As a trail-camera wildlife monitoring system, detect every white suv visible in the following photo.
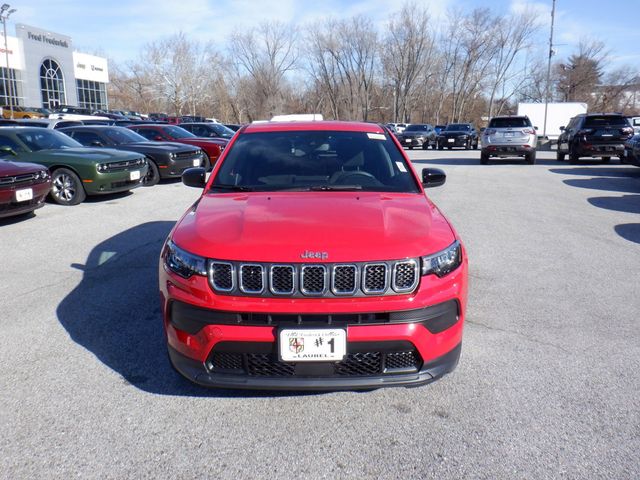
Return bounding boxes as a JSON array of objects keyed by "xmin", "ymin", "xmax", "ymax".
[{"xmin": 481, "ymin": 116, "xmax": 537, "ymax": 165}]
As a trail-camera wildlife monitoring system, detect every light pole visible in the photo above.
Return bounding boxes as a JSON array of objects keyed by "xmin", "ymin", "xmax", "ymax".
[
  {"xmin": 542, "ymin": 0, "xmax": 556, "ymax": 140},
  {"xmin": 0, "ymin": 3, "xmax": 16, "ymax": 120}
]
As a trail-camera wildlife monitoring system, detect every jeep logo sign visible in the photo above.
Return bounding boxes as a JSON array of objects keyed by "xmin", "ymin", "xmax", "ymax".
[{"xmin": 300, "ymin": 250, "xmax": 329, "ymax": 260}]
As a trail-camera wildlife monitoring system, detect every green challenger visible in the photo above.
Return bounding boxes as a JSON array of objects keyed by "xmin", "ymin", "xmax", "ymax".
[{"xmin": 0, "ymin": 127, "xmax": 148, "ymax": 205}]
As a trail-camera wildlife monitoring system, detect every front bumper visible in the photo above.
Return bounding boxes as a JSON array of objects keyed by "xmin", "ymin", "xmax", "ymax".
[
  {"xmin": 159, "ymin": 154, "xmax": 202, "ymax": 178},
  {"xmin": 84, "ymin": 166, "xmax": 148, "ymax": 195},
  {"xmin": 399, "ymin": 137, "xmax": 426, "ymax": 148},
  {"xmin": 0, "ymin": 181, "xmax": 50, "ymax": 218},
  {"xmin": 169, "ymin": 341, "xmax": 461, "ymax": 390},
  {"xmin": 439, "ymin": 136, "xmax": 469, "ymax": 147},
  {"xmin": 160, "ymin": 255, "xmax": 467, "ymax": 390}
]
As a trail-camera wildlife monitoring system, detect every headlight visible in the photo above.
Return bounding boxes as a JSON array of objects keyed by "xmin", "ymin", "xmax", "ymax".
[
  {"xmin": 169, "ymin": 152, "xmax": 177, "ymax": 160},
  {"xmin": 164, "ymin": 240, "xmax": 207, "ymax": 278},
  {"xmin": 96, "ymin": 163, "xmax": 108, "ymax": 173},
  {"xmin": 459, "ymin": 135, "xmax": 468, "ymax": 139},
  {"xmin": 34, "ymin": 169, "xmax": 50, "ymax": 181},
  {"xmin": 421, "ymin": 241, "xmax": 462, "ymax": 277}
]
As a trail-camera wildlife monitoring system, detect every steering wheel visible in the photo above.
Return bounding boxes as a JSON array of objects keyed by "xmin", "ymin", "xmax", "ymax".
[{"xmin": 330, "ymin": 170, "xmax": 381, "ymax": 186}]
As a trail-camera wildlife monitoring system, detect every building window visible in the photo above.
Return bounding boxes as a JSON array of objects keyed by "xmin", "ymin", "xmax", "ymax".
[
  {"xmin": 76, "ymin": 79, "xmax": 107, "ymax": 111},
  {"xmin": 0, "ymin": 67, "xmax": 24, "ymax": 107},
  {"xmin": 40, "ymin": 59, "xmax": 66, "ymax": 109}
]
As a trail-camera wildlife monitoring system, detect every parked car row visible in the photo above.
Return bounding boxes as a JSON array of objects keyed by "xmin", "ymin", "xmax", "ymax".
[
  {"xmin": 0, "ymin": 120, "xmax": 237, "ymax": 219},
  {"xmin": 388, "ymin": 122, "xmax": 480, "ymax": 151}
]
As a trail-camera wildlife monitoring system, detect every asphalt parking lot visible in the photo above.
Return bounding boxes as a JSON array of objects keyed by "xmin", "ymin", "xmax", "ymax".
[{"xmin": 1, "ymin": 149, "xmax": 639, "ymax": 479}]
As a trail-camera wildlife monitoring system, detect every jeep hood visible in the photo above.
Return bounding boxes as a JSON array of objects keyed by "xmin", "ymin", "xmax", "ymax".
[{"xmin": 172, "ymin": 192, "xmax": 455, "ymax": 263}]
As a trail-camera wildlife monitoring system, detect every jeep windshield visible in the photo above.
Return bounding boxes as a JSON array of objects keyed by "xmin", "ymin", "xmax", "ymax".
[{"xmin": 211, "ymin": 130, "xmax": 420, "ymax": 193}]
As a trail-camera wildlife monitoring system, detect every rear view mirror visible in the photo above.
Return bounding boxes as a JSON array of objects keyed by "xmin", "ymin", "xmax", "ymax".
[
  {"xmin": 182, "ymin": 167, "xmax": 206, "ymax": 188},
  {"xmin": 154, "ymin": 136, "xmax": 164, "ymax": 141},
  {"xmin": 559, "ymin": 126, "xmax": 565, "ymax": 131},
  {"xmin": 91, "ymin": 140, "xmax": 103, "ymax": 147},
  {"xmin": 422, "ymin": 168, "xmax": 446, "ymax": 188}
]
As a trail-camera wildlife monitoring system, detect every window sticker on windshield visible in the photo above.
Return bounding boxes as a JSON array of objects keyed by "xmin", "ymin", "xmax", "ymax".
[
  {"xmin": 367, "ymin": 133, "xmax": 386, "ymax": 140},
  {"xmin": 396, "ymin": 162, "xmax": 407, "ymax": 172}
]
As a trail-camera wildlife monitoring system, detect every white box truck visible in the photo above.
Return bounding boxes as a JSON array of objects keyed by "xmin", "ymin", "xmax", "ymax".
[{"xmin": 517, "ymin": 102, "xmax": 588, "ymax": 142}]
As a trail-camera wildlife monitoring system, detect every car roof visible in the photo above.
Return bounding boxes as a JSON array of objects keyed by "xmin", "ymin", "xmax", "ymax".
[
  {"xmin": 0, "ymin": 126, "xmax": 56, "ymax": 133},
  {"xmin": 59, "ymin": 125, "xmax": 119, "ymax": 130},
  {"xmin": 243, "ymin": 120, "xmax": 385, "ymax": 134}
]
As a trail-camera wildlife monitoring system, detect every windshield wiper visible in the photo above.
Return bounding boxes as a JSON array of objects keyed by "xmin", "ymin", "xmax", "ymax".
[
  {"xmin": 309, "ymin": 184, "xmax": 363, "ymax": 191},
  {"xmin": 209, "ymin": 184, "xmax": 253, "ymax": 191}
]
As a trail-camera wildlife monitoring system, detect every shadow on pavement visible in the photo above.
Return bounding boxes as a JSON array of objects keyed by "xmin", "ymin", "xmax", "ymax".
[
  {"xmin": 588, "ymin": 195, "xmax": 640, "ymax": 214},
  {"xmin": 56, "ymin": 221, "xmax": 325, "ymax": 398},
  {"xmin": 614, "ymin": 224, "xmax": 640, "ymax": 244},
  {"xmin": 550, "ymin": 165, "xmax": 640, "ymax": 244},
  {"xmin": 562, "ymin": 177, "xmax": 640, "ymax": 194},
  {"xmin": 548, "ymin": 166, "xmax": 640, "ymax": 178},
  {"xmin": 412, "ymin": 157, "xmax": 558, "ymax": 166}
]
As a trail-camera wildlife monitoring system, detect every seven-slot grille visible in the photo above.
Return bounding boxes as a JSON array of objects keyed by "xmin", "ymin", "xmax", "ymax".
[{"xmin": 208, "ymin": 259, "xmax": 419, "ymax": 298}]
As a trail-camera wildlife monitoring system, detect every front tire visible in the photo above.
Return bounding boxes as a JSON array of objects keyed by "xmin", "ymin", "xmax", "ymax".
[
  {"xmin": 601, "ymin": 156, "xmax": 611, "ymax": 164},
  {"xmin": 556, "ymin": 151, "xmax": 566, "ymax": 161},
  {"xmin": 480, "ymin": 152, "xmax": 489, "ymax": 165},
  {"xmin": 50, "ymin": 168, "xmax": 86, "ymax": 206},
  {"xmin": 437, "ymin": 143, "xmax": 443, "ymax": 150},
  {"xmin": 473, "ymin": 141, "xmax": 478, "ymax": 150},
  {"xmin": 143, "ymin": 159, "xmax": 160, "ymax": 186}
]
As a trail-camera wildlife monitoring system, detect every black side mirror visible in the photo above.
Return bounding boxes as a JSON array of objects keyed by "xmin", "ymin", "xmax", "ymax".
[
  {"xmin": 0, "ymin": 146, "xmax": 17, "ymax": 156},
  {"xmin": 422, "ymin": 168, "xmax": 446, "ymax": 188},
  {"xmin": 182, "ymin": 167, "xmax": 206, "ymax": 188},
  {"xmin": 559, "ymin": 126, "xmax": 565, "ymax": 131}
]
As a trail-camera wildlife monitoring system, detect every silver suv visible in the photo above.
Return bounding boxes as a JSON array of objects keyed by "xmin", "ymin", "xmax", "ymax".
[{"xmin": 481, "ymin": 116, "xmax": 537, "ymax": 165}]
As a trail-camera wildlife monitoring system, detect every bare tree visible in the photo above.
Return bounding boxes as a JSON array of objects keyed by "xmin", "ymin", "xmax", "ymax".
[
  {"xmin": 381, "ymin": 3, "xmax": 434, "ymax": 123},
  {"xmin": 486, "ymin": 8, "xmax": 539, "ymax": 117},
  {"xmin": 229, "ymin": 21, "xmax": 298, "ymax": 119},
  {"xmin": 306, "ymin": 16, "xmax": 379, "ymax": 121}
]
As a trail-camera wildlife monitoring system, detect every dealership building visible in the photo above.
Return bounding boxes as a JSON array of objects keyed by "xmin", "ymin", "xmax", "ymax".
[{"xmin": 0, "ymin": 23, "xmax": 109, "ymax": 110}]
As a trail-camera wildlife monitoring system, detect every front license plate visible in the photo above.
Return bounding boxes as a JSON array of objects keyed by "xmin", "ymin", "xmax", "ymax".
[
  {"xmin": 279, "ymin": 329, "xmax": 346, "ymax": 362},
  {"xmin": 192, "ymin": 159, "xmax": 200, "ymax": 166},
  {"xmin": 624, "ymin": 149, "xmax": 628, "ymax": 157},
  {"xmin": 405, "ymin": 139, "xmax": 411, "ymax": 143},
  {"xmin": 15, "ymin": 188, "xmax": 33, "ymax": 202},
  {"xmin": 130, "ymin": 171, "xmax": 141, "ymax": 181},
  {"xmin": 447, "ymin": 138, "xmax": 454, "ymax": 142}
]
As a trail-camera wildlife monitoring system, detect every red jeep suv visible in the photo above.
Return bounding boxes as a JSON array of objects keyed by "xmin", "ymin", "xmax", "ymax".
[{"xmin": 160, "ymin": 120, "xmax": 468, "ymax": 390}]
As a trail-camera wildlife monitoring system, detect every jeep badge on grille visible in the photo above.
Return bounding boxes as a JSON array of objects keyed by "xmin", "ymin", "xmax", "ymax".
[{"xmin": 300, "ymin": 250, "xmax": 329, "ymax": 260}]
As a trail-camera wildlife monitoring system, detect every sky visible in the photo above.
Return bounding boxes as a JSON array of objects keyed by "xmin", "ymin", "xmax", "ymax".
[{"xmin": 8, "ymin": 0, "xmax": 640, "ymax": 70}]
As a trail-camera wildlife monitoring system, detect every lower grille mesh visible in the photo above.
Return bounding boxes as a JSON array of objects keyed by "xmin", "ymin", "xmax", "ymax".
[{"xmin": 209, "ymin": 347, "xmax": 421, "ymax": 377}]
